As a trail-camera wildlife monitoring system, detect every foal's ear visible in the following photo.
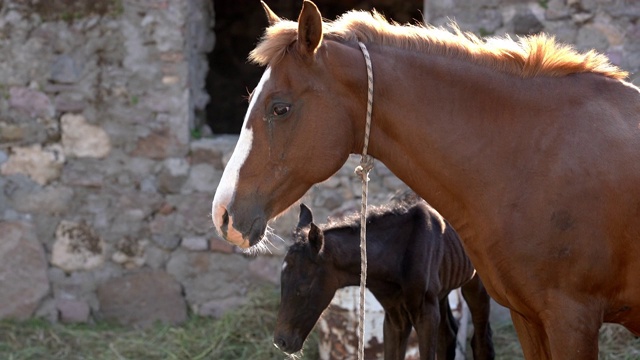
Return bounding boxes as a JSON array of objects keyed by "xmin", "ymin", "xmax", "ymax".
[
  {"xmin": 260, "ymin": 1, "xmax": 281, "ymax": 26},
  {"xmin": 308, "ymin": 223, "xmax": 325, "ymax": 256},
  {"xmin": 297, "ymin": 203, "xmax": 314, "ymax": 229},
  {"xmin": 297, "ymin": 0, "xmax": 323, "ymax": 57}
]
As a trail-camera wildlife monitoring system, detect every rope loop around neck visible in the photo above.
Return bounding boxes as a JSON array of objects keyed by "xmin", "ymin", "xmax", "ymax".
[
  {"xmin": 354, "ymin": 41, "xmax": 374, "ymax": 360},
  {"xmin": 357, "ymin": 42, "xmax": 374, "ymax": 158}
]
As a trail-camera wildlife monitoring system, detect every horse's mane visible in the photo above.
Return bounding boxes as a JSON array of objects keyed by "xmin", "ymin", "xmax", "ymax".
[{"xmin": 250, "ymin": 10, "xmax": 627, "ymax": 80}]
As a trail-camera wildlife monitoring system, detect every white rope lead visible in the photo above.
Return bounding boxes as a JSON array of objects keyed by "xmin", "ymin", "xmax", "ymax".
[{"xmin": 355, "ymin": 41, "xmax": 374, "ymax": 360}]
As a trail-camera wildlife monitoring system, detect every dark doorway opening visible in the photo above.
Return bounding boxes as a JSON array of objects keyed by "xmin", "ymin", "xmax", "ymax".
[{"xmin": 206, "ymin": 1, "xmax": 423, "ymax": 134}]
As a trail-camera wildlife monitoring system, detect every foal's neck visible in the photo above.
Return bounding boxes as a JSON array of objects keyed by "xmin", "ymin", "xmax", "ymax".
[{"xmin": 326, "ymin": 224, "xmax": 403, "ymax": 288}]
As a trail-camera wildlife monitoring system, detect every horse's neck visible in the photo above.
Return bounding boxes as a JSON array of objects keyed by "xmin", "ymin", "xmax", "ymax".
[{"xmin": 365, "ymin": 47, "xmax": 530, "ymax": 242}]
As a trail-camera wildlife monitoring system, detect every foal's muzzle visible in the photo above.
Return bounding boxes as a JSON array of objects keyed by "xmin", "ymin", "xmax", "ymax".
[{"xmin": 273, "ymin": 334, "xmax": 303, "ymax": 354}]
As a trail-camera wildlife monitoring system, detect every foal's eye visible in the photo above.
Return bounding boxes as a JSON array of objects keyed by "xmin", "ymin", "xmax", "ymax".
[{"xmin": 272, "ymin": 103, "xmax": 290, "ymax": 117}]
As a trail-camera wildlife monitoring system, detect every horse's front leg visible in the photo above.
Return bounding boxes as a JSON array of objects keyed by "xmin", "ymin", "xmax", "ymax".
[
  {"xmin": 510, "ymin": 310, "xmax": 550, "ymax": 359},
  {"xmin": 510, "ymin": 298, "xmax": 601, "ymax": 360},
  {"xmin": 409, "ymin": 294, "xmax": 440, "ymax": 360},
  {"xmin": 382, "ymin": 308, "xmax": 412, "ymax": 360},
  {"xmin": 543, "ymin": 296, "xmax": 601, "ymax": 360}
]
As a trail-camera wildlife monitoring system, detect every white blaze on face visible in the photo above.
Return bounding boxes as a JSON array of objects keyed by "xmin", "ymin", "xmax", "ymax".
[
  {"xmin": 281, "ymin": 260, "xmax": 288, "ymax": 272},
  {"xmin": 212, "ymin": 68, "xmax": 272, "ymax": 247}
]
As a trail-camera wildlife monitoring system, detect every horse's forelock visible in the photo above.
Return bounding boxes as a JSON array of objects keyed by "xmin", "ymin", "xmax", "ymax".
[{"xmin": 249, "ymin": 21, "xmax": 298, "ymax": 66}]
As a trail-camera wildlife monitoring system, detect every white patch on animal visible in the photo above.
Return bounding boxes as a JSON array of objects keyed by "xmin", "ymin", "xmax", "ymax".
[
  {"xmin": 282, "ymin": 260, "xmax": 288, "ymax": 272},
  {"xmin": 212, "ymin": 67, "xmax": 272, "ymax": 239}
]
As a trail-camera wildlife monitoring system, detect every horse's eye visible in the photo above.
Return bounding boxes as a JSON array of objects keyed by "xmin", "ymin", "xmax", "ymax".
[{"xmin": 272, "ymin": 103, "xmax": 290, "ymax": 116}]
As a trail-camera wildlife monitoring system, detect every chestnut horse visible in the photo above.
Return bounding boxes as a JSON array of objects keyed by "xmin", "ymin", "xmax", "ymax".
[
  {"xmin": 211, "ymin": 1, "xmax": 640, "ymax": 358},
  {"xmin": 275, "ymin": 202, "xmax": 494, "ymax": 360}
]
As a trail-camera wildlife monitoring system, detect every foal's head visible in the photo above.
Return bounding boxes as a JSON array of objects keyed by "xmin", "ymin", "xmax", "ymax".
[
  {"xmin": 274, "ymin": 204, "xmax": 339, "ymax": 354},
  {"xmin": 211, "ymin": 1, "xmax": 368, "ymax": 248}
]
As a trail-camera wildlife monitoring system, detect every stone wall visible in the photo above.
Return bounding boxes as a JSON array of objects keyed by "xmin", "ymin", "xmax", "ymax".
[
  {"xmin": 425, "ymin": 0, "xmax": 640, "ymax": 82},
  {"xmin": 0, "ymin": 0, "xmax": 637, "ymax": 327}
]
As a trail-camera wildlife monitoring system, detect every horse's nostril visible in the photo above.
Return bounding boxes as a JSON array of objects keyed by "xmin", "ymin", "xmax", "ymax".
[
  {"xmin": 220, "ymin": 209, "xmax": 229, "ymax": 237},
  {"xmin": 222, "ymin": 209, "xmax": 229, "ymax": 227}
]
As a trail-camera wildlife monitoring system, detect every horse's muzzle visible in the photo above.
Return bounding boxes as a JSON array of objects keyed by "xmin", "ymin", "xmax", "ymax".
[{"xmin": 212, "ymin": 204, "xmax": 266, "ymax": 249}]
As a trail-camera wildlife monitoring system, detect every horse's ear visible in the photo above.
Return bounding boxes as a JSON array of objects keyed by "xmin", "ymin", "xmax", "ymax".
[
  {"xmin": 308, "ymin": 223, "xmax": 325, "ymax": 255},
  {"xmin": 297, "ymin": 0, "xmax": 323, "ymax": 57},
  {"xmin": 297, "ymin": 203, "xmax": 314, "ymax": 229},
  {"xmin": 260, "ymin": 1, "xmax": 281, "ymax": 26}
]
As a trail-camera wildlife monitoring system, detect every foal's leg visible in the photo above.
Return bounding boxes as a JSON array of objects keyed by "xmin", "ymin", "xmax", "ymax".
[
  {"xmin": 460, "ymin": 276, "xmax": 495, "ymax": 360},
  {"xmin": 409, "ymin": 294, "xmax": 440, "ymax": 360},
  {"xmin": 436, "ymin": 298, "xmax": 457, "ymax": 360},
  {"xmin": 383, "ymin": 308, "xmax": 413, "ymax": 360}
]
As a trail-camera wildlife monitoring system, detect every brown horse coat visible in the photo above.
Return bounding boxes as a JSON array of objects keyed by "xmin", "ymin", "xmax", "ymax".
[{"xmin": 212, "ymin": 2, "xmax": 640, "ymax": 358}]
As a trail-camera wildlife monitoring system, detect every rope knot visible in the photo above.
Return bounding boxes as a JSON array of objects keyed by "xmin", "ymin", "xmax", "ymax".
[{"xmin": 354, "ymin": 154, "xmax": 374, "ymax": 182}]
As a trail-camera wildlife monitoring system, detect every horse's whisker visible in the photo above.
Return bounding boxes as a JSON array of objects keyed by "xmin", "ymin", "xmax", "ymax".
[{"xmin": 265, "ymin": 225, "xmax": 285, "ymax": 243}]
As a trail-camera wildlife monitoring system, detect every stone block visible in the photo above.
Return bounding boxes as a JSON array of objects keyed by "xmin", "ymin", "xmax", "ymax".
[
  {"xmin": 144, "ymin": 244, "xmax": 171, "ymax": 269},
  {"xmin": 9, "ymin": 86, "xmax": 54, "ymax": 118},
  {"xmin": 112, "ymin": 237, "xmax": 148, "ymax": 269},
  {"xmin": 51, "ymin": 220, "xmax": 105, "ymax": 272},
  {"xmin": 181, "ymin": 236, "xmax": 209, "ymax": 251},
  {"xmin": 183, "ymin": 163, "xmax": 221, "ymax": 193},
  {"xmin": 56, "ymin": 298, "xmax": 91, "ymax": 324},
  {"xmin": 149, "ymin": 213, "xmax": 182, "ymax": 250},
  {"xmin": 576, "ymin": 24, "xmax": 610, "ymax": 52},
  {"xmin": 132, "ymin": 127, "xmax": 188, "ymax": 159},
  {"xmin": 189, "ymin": 136, "xmax": 237, "ymax": 168},
  {"xmin": 199, "ymin": 296, "xmax": 247, "ymax": 318},
  {"xmin": 157, "ymin": 158, "xmax": 189, "ymax": 193},
  {"xmin": 97, "ymin": 270, "xmax": 187, "ymax": 327},
  {"xmin": 50, "ymin": 54, "xmax": 83, "ymax": 84},
  {"xmin": 210, "ymin": 236, "xmax": 235, "ymax": 253},
  {"xmin": 54, "ymin": 94, "xmax": 89, "ymax": 113},
  {"xmin": 248, "ymin": 256, "xmax": 281, "ymax": 285},
  {"xmin": 6, "ymin": 182, "xmax": 74, "ymax": 214},
  {"xmin": 1, "ymin": 144, "xmax": 65, "ymax": 185},
  {"xmin": 61, "ymin": 114, "xmax": 111, "ymax": 158},
  {"xmin": 172, "ymin": 192, "xmax": 217, "ymax": 234},
  {"xmin": 152, "ymin": 234, "xmax": 181, "ymax": 250},
  {"xmin": 0, "ymin": 221, "xmax": 50, "ymax": 320},
  {"xmin": 166, "ymin": 250, "xmax": 251, "ymax": 314}
]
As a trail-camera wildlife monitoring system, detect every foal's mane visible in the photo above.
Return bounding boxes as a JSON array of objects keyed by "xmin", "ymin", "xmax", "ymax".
[
  {"xmin": 250, "ymin": 10, "xmax": 627, "ymax": 80},
  {"xmin": 323, "ymin": 198, "xmax": 423, "ymax": 233},
  {"xmin": 291, "ymin": 200, "xmax": 417, "ymax": 248}
]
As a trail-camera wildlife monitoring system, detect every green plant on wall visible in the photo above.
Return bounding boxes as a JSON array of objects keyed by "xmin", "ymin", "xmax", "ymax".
[
  {"xmin": 478, "ymin": 27, "xmax": 494, "ymax": 37},
  {"xmin": 129, "ymin": 95, "xmax": 139, "ymax": 106},
  {"xmin": 190, "ymin": 128, "xmax": 203, "ymax": 140},
  {"xmin": 0, "ymin": 83, "xmax": 8, "ymax": 100}
]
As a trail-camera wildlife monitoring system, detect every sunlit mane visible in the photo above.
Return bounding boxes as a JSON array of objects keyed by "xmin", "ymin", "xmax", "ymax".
[{"xmin": 250, "ymin": 10, "xmax": 627, "ymax": 80}]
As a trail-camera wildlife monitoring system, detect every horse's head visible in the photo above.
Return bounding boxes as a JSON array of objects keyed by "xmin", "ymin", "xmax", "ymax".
[
  {"xmin": 274, "ymin": 204, "xmax": 338, "ymax": 354},
  {"xmin": 211, "ymin": 1, "xmax": 367, "ymax": 248}
]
